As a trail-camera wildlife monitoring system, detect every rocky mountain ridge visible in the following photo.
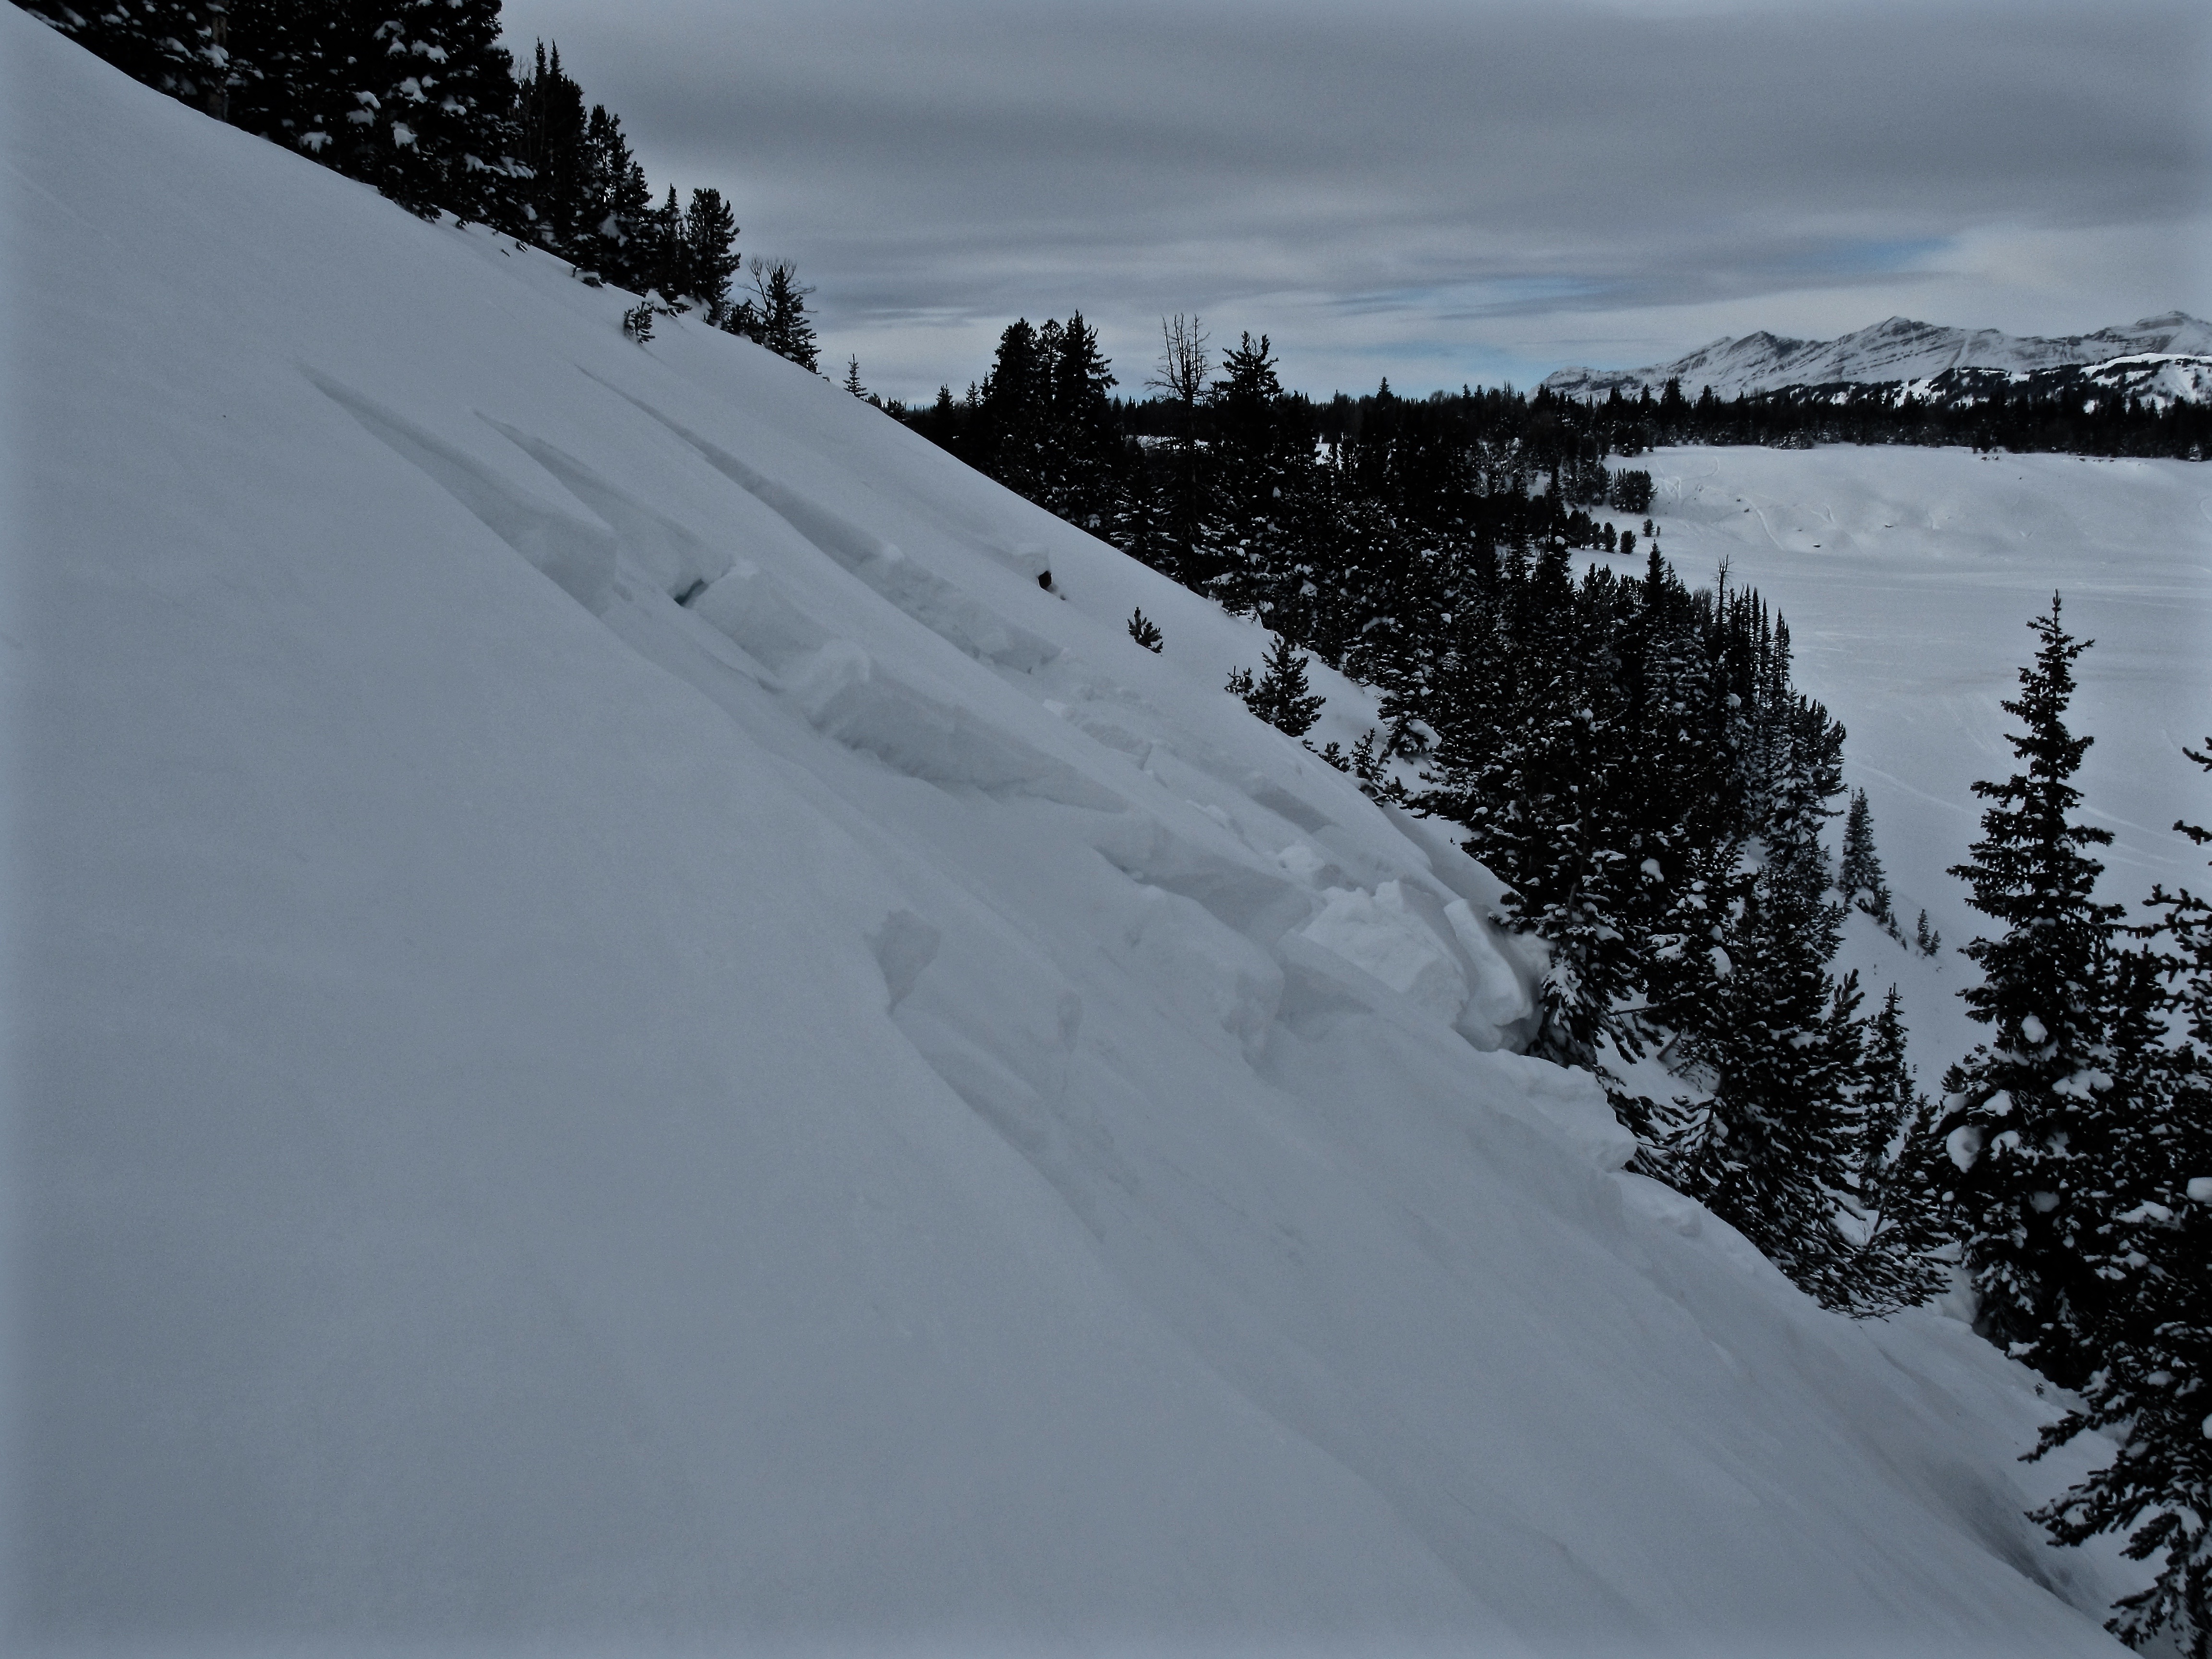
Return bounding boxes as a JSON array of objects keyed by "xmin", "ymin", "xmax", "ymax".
[{"xmin": 1544, "ymin": 313, "xmax": 2212, "ymax": 401}]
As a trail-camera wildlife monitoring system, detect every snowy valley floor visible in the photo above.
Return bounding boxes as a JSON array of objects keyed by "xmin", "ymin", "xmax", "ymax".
[
  {"xmin": 0, "ymin": 13, "xmax": 2194, "ymax": 1655},
  {"xmin": 1588, "ymin": 445, "xmax": 2212, "ymax": 1076}
]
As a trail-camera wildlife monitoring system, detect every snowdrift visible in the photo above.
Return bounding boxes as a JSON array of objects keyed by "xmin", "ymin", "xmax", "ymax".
[{"xmin": 0, "ymin": 15, "xmax": 2144, "ymax": 1654}]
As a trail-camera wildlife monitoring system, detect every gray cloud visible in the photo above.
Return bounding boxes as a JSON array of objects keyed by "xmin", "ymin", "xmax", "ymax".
[{"xmin": 499, "ymin": 0, "xmax": 2212, "ymax": 398}]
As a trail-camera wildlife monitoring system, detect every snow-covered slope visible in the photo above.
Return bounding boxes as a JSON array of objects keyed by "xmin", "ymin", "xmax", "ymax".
[
  {"xmin": 0, "ymin": 16, "xmax": 2152, "ymax": 1654},
  {"xmin": 1586, "ymin": 447, "xmax": 2212, "ymax": 1080},
  {"xmin": 1544, "ymin": 313, "xmax": 2212, "ymax": 400}
]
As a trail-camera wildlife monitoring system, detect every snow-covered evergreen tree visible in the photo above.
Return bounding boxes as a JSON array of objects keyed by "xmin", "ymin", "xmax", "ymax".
[
  {"xmin": 22, "ymin": 0, "xmax": 236, "ymax": 112},
  {"xmin": 1933, "ymin": 595, "xmax": 2126, "ymax": 1387},
  {"xmin": 281, "ymin": 0, "xmax": 524, "ymax": 226},
  {"xmin": 1238, "ymin": 633, "xmax": 1324, "ymax": 738},
  {"xmin": 1839, "ymin": 787, "xmax": 1897, "ymax": 929},
  {"xmin": 1842, "ymin": 985, "xmax": 1951, "ymax": 1314},
  {"xmin": 2031, "ymin": 742, "xmax": 2212, "ymax": 1656}
]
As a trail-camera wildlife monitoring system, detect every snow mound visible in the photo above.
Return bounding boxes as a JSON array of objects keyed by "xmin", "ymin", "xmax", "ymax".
[{"xmin": 0, "ymin": 14, "xmax": 2140, "ymax": 1654}]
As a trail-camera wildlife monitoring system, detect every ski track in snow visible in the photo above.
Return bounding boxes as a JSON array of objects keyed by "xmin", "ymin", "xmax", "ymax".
[{"xmin": 0, "ymin": 12, "xmax": 2176, "ymax": 1655}]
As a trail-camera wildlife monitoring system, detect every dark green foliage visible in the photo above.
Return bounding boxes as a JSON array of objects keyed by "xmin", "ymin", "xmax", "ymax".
[
  {"xmin": 26, "ymin": 5, "xmax": 758, "ymax": 293},
  {"xmin": 1932, "ymin": 597, "xmax": 2128, "ymax": 1387},
  {"xmin": 680, "ymin": 188, "xmax": 741, "ymax": 322},
  {"xmin": 1609, "ymin": 468, "xmax": 1655, "ymax": 514},
  {"xmin": 2029, "ymin": 740, "xmax": 2212, "ymax": 1655},
  {"xmin": 1238, "ymin": 632, "xmax": 1324, "ymax": 737},
  {"xmin": 1128, "ymin": 609, "xmax": 1163, "ymax": 652},
  {"xmin": 330, "ymin": 0, "xmax": 523, "ymax": 224},
  {"xmin": 20, "ymin": 0, "xmax": 236, "ymax": 111},
  {"xmin": 509, "ymin": 38, "xmax": 671, "ymax": 284},
  {"xmin": 222, "ymin": 0, "xmax": 529, "ymax": 225},
  {"xmin": 1841, "ymin": 986, "xmax": 1953, "ymax": 1313},
  {"xmin": 1839, "ymin": 788, "xmax": 1896, "ymax": 928},
  {"xmin": 725, "ymin": 258, "xmax": 818, "ymax": 372}
]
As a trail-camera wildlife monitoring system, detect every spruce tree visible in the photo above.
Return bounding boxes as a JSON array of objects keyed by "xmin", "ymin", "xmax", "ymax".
[
  {"xmin": 726, "ymin": 258, "xmax": 818, "ymax": 371},
  {"xmin": 1202, "ymin": 333, "xmax": 1312, "ymax": 625},
  {"xmin": 1046, "ymin": 313, "xmax": 1122, "ymax": 534},
  {"xmin": 1839, "ymin": 787, "xmax": 1897, "ymax": 928},
  {"xmin": 2030, "ymin": 742, "xmax": 2212, "ymax": 1655},
  {"xmin": 1239, "ymin": 634, "xmax": 1324, "ymax": 738},
  {"xmin": 1933, "ymin": 595, "xmax": 2125, "ymax": 1387},
  {"xmin": 975, "ymin": 319, "xmax": 1049, "ymax": 499},
  {"xmin": 643, "ymin": 183, "xmax": 686, "ymax": 301},
  {"xmin": 22, "ymin": 0, "xmax": 237, "ymax": 112},
  {"xmin": 578, "ymin": 103, "xmax": 652, "ymax": 285},
  {"xmin": 276, "ymin": 0, "xmax": 524, "ymax": 226},
  {"xmin": 1843, "ymin": 985, "xmax": 1952, "ymax": 1313},
  {"xmin": 683, "ymin": 187, "xmax": 740, "ymax": 322},
  {"xmin": 511, "ymin": 40, "xmax": 584, "ymax": 246},
  {"xmin": 1665, "ymin": 826, "xmax": 1863, "ymax": 1306},
  {"xmin": 1127, "ymin": 609, "xmax": 1164, "ymax": 653}
]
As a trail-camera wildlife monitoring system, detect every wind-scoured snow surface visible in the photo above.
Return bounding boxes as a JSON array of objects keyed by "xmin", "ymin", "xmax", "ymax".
[
  {"xmin": 0, "ymin": 17, "xmax": 2149, "ymax": 1656},
  {"xmin": 1544, "ymin": 313, "xmax": 2212, "ymax": 400}
]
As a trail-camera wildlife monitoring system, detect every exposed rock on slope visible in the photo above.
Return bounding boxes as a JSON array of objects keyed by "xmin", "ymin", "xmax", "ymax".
[{"xmin": 1545, "ymin": 312, "xmax": 2212, "ymax": 400}]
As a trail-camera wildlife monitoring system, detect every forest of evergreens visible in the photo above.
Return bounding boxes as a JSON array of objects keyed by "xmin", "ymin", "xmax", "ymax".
[{"xmin": 27, "ymin": 5, "xmax": 2209, "ymax": 1645}]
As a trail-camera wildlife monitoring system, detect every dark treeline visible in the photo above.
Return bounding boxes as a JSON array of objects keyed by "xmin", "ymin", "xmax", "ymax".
[
  {"xmin": 1932, "ymin": 611, "xmax": 2211, "ymax": 1655},
  {"xmin": 913, "ymin": 313, "xmax": 2212, "ymax": 1646},
  {"xmin": 1593, "ymin": 373, "xmax": 2210, "ymax": 461},
  {"xmin": 18, "ymin": 0, "xmax": 820, "ymax": 367},
  {"xmin": 907, "ymin": 316, "xmax": 1950, "ymax": 1317},
  {"xmin": 30, "ymin": 22, "xmax": 2209, "ymax": 1636}
]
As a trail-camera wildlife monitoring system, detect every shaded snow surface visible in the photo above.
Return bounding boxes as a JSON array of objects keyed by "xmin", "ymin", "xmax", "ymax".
[{"xmin": 0, "ymin": 16, "xmax": 2146, "ymax": 1656}]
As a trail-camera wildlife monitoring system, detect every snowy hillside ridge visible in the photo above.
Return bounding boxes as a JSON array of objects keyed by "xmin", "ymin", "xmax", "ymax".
[
  {"xmin": 1, "ymin": 13, "xmax": 2154, "ymax": 1653},
  {"xmin": 1543, "ymin": 313, "xmax": 2212, "ymax": 400}
]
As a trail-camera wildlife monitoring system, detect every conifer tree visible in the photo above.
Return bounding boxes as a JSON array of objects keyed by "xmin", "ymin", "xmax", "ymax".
[
  {"xmin": 22, "ymin": 0, "xmax": 238, "ymax": 112},
  {"xmin": 1932, "ymin": 596, "xmax": 2125, "ymax": 1387},
  {"xmin": 1045, "ymin": 313, "xmax": 1122, "ymax": 534},
  {"xmin": 1839, "ymin": 787, "xmax": 1897, "ymax": 928},
  {"xmin": 510, "ymin": 39, "xmax": 588, "ymax": 248},
  {"xmin": 1127, "ymin": 609, "xmax": 1163, "ymax": 653},
  {"xmin": 1664, "ymin": 837, "xmax": 1864, "ymax": 1305},
  {"xmin": 1843, "ymin": 985, "xmax": 1952, "ymax": 1313},
  {"xmin": 1238, "ymin": 634, "xmax": 1324, "ymax": 737},
  {"xmin": 578, "ymin": 103, "xmax": 651, "ymax": 284},
  {"xmin": 682, "ymin": 187, "xmax": 740, "ymax": 322},
  {"xmin": 643, "ymin": 183, "xmax": 686, "ymax": 301},
  {"xmin": 726, "ymin": 258, "xmax": 817, "ymax": 371},
  {"xmin": 276, "ymin": 0, "xmax": 524, "ymax": 225},
  {"xmin": 975, "ymin": 318, "xmax": 1049, "ymax": 500},
  {"xmin": 1202, "ymin": 333, "xmax": 1313, "ymax": 625},
  {"xmin": 2029, "ymin": 742, "xmax": 2212, "ymax": 1655}
]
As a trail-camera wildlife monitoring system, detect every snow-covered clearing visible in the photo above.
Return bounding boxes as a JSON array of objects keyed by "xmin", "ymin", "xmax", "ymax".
[
  {"xmin": 1591, "ymin": 446, "xmax": 2212, "ymax": 1072},
  {"xmin": 0, "ymin": 14, "xmax": 2165, "ymax": 1654}
]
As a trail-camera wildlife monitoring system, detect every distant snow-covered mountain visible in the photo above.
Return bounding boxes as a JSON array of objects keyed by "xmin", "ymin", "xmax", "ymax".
[{"xmin": 1543, "ymin": 313, "xmax": 2212, "ymax": 400}]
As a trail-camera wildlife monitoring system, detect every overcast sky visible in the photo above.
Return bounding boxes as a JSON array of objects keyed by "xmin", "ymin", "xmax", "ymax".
[{"xmin": 498, "ymin": 0, "xmax": 2211, "ymax": 402}]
